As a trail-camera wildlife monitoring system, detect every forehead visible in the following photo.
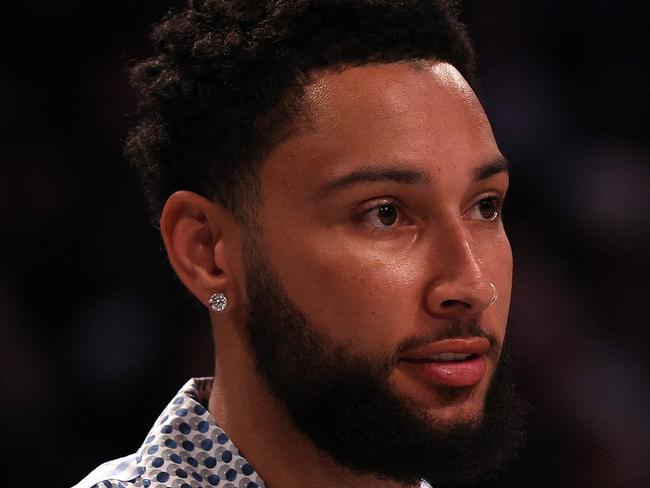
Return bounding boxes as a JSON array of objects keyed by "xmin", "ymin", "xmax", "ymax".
[
  {"xmin": 304, "ymin": 61, "xmax": 483, "ymax": 131},
  {"xmin": 260, "ymin": 61, "xmax": 499, "ymax": 192}
]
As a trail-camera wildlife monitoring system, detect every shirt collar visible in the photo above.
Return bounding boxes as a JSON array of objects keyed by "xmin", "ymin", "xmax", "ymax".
[
  {"xmin": 138, "ymin": 377, "xmax": 266, "ymax": 487},
  {"xmin": 75, "ymin": 377, "xmax": 433, "ymax": 488},
  {"xmin": 73, "ymin": 377, "xmax": 266, "ymax": 488}
]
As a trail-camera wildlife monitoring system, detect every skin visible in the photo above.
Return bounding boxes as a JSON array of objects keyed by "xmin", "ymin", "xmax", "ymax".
[{"xmin": 160, "ymin": 60, "xmax": 512, "ymax": 488}]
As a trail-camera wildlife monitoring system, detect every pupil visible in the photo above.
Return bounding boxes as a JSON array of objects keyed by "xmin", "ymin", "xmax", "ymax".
[
  {"xmin": 479, "ymin": 199, "xmax": 496, "ymax": 219},
  {"xmin": 378, "ymin": 205, "xmax": 397, "ymax": 226}
]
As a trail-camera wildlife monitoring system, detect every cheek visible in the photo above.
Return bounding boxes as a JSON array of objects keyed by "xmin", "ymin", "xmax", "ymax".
[
  {"xmin": 269, "ymin": 236, "xmax": 423, "ymax": 347},
  {"xmin": 474, "ymin": 225, "xmax": 512, "ymax": 280},
  {"xmin": 498, "ymin": 236, "xmax": 513, "ymax": 297},
  {"xmin": 484, "ymin": 234, "xmax": 513, "ymax": 332}
]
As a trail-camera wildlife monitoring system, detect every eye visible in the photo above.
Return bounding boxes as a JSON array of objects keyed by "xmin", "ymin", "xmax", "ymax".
[
  {"xmin": 376, "ymin": 204, "xmax": 398, "ymax": 226},
  {"xmin": 360, "ymin": 202, "xmax": 405, "ymax": 228},
  {"xmin": 467, "ymin": 196, "xmax": 503, "ymax": 221}
]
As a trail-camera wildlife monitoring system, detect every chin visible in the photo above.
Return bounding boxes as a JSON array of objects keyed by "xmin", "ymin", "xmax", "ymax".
[
  {"xmin": 424, "ymin": 388, "xmax": 487, "ymax": 430},
  {"xmin": 392, "ymin": 365, "xmax": 492, "ymax": 423}
]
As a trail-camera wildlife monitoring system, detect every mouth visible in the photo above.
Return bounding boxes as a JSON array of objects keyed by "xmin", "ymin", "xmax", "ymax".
[{"xmin": 398, "ymin": 337, "xmax": 491, "ymax": 388}]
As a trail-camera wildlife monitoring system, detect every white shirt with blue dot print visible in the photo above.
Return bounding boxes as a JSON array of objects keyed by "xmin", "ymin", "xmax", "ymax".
[{"xmin": 72, "ymin": 377, "xmax": 433, "ymax": 488}]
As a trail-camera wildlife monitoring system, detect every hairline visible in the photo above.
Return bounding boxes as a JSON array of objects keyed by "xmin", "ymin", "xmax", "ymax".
[{"xmin": 228, "ymin": 57, "xmax": 445, "ymax": 223}]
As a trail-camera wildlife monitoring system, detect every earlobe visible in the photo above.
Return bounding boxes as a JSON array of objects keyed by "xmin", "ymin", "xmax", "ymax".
[{"xmin": 160, "ymin": 191, "xmax": 238, "ymax": 312}]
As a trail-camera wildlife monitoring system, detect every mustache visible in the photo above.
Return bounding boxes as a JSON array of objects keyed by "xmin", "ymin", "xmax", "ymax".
[{"xmin": 391, "ymin": 319, "xmax": 501, "ymax": 363}]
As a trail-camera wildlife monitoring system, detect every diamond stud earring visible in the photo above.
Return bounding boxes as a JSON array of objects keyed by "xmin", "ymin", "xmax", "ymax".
[{"xmin": 208, "ymin": 292, "xmax": 228, "ymax": 312}]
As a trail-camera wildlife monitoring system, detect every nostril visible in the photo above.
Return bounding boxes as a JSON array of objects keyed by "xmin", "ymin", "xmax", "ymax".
[{"xmin": 441, "ymin": 299, "xmax": 471, "ymax": 309}]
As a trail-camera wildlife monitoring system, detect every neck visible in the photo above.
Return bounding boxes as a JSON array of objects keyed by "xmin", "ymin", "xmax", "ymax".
[{"xmin": 208, "ymin": 322, "xmax": 414, "ymax": 488}]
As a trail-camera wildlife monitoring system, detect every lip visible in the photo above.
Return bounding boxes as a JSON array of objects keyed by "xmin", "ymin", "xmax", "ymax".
[{"xmin": 398, "ymin": 337, "xmax": 491, "ymax": 388}]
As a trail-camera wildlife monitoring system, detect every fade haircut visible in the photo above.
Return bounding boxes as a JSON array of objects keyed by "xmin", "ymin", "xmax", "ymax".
[{"xmin": 126, "ymin": 0, "xmax": 476, "ymax": 224}]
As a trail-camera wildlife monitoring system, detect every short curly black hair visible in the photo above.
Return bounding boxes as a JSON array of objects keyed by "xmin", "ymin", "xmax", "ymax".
[{"xmin": 126, "ymin": 0, "xmax": 476, "ymax": 224}]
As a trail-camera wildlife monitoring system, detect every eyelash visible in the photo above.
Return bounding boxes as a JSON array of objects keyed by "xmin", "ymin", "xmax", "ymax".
[
  {"xmin": 358, "ymin": 199, "xmax": 410, "ymax": 229},
  {"xmin": 357, "ymin": 195, "xmax": 506, "ymax": 229},
  {"xmin": 465, "ymin": 195, "xmax": 506, "ymax": 222}
]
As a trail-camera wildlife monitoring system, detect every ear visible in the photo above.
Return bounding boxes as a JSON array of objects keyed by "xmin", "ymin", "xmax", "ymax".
[{"xmin": 160, "ymin": 190, "xmax": 240, "ymax": 313}]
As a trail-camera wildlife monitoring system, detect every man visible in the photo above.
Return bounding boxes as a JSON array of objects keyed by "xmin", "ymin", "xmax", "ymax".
[{"xmin": 75, "ymin": 1, "xmax": 525, "ymax": 487}]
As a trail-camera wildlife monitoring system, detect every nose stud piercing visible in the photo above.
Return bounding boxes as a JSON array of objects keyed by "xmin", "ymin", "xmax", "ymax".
[
  {"xmin": 208, "ymin": 292, "xmax": 228, "ymax": 312},
  {"xmin": 489, "ymin": 282, "xmax": 498, "ymax": 305}
]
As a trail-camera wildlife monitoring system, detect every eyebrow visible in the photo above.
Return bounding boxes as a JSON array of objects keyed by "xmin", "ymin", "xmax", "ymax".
[
  {"xmin": 472, "ymin": 157, "xmax": 510, "ymax": 181},
  {"xmin": 316, "ymin": 165, "xmax": 431, "ymax": 198},
  {"xmin": 315, "ymin": 157, "xmax": 509, "ymax": 198}
]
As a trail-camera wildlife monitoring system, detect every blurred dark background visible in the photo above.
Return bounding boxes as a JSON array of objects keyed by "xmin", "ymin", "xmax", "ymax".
[{"xmin": 1, "ymin": 1, "xmax": 648, "ymax": 487}]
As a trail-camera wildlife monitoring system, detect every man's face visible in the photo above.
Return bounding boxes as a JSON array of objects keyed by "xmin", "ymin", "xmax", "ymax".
[
  {"xmin": 240, "ymin": 61, "xmax": 519, "ymax": 483},
  {"xmin": 253, "ymin": 61, "xmax": 511, "ymax": 418}
]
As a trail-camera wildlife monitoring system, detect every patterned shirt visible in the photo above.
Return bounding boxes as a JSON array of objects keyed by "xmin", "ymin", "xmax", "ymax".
[{"xmin": 73, "ymin": 377, "xmax": 433, "ymax": 488}]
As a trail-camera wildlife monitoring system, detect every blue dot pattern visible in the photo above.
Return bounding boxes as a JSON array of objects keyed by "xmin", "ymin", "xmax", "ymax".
[
  {"xmin": 72, "ymin": 378, "xmax": 267, "ymax": 488},
  {"xmin": 72, "ymin": 377, "xmax": 433, "ymax": 488}
]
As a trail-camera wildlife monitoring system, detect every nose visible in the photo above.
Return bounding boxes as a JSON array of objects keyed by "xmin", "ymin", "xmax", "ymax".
[{"xmin": 424, "ymin": 231, "xmax": 494, "ymax": 319}]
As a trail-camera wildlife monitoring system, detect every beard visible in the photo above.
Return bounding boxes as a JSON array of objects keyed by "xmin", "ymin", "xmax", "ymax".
[{"xmin": 243, "ymin": 240, "xmax": 526, "ymax": 486}]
